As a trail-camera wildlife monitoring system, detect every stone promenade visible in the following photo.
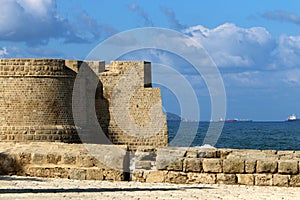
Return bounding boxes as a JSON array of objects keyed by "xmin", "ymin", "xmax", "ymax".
[{"xmin": 0, "ymin": 176, "xmax": 299, "ymax": 200}]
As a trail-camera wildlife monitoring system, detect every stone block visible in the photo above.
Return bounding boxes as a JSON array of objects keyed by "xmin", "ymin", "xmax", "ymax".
[
  {"xmin": 203, "ymin": 159, "xmax": 222, "ymax": 173},
  {"xmin": 237, "ymin": 174, "xmax": 254, "ymax": 185},
  {"xmin": 132, "ymin": 170, "xmax": 145, "ymax": 182},
  {"xmin": 145, "ymin": 171, "xmax": 165, "ymax": 183},
  {"xmin": 255, "ymin": 174, "xmax": 273, "ymax": 186},
  {"xmin": 63, "ymin": 153, "xmax": 76, "ymax": 165},
  {"xmin": 135, "ymin": 161, "xmax": 152, "ymax": 170},
  {"xmin": 216, "ymin": 174, "xmax": 237, "ymax": 184},
  {"xmin": 183, "ymin": 158, "xmax": 202, "ymax": 172},
  {"xmin": 245, "ymin": 160, "xmax": 256, "ymax": 173},
  {"xmin": 69, "ymin": 168, "xmax": 86, "ymax": 180},
  {"xmin": 198, "ymin": 149, "xmax": 218, "ymax": 158},
  {"xmin": 223, "ymin": 159, "xmax": 244, "ymax": 173},
  {"xmin": 290, "ymin": 175, "xmax": 300, "ymax": 187},
  {"xmin": 165, "ymin": 171, "xmax": 187, "ymax": 184},
  {"xmin": 135, "ymin": 151, "xmax": 156, "ymax": 161},
  {"xmin": 256, "ymin": 160, "xmax": 277, "ymax": 173},
  {"xmin": 46, "ymin": 154, "xmax": 61, "ymax": 164},
  {"xmin": 278, "ymin": 160, "xmax": 298, "ymax": 174},
  {"xmin": 86, "ymin": 169, "xmax": 104, "ymax": 180},
  {"xmin": 156, "ymin": 147, "xmax": 186, "ymax": 158},
  {"xmin": 187, "ymin": 173, "xmax": 216, "ymax": 184},
  {"xmin": 76, "ymin": 155, "xmax": 95, "ymax": 167},
  {"xmin": 156, "ymin": 156, "xmax": 183, "ymax": 171},
  {"xmin": 32, "ymin": 153, "xmax": 45, "ymax": 164},
  {"xmin": 219, "ymin": 149, "xmax": 233, "ymax": 159},
  {"xmin": 103, "ymin": 170, "xmax": 125, "ymax": 181},
  {"xmin": 273, "ymin": 174, "xmax": 290, "ymax": 187},
  {"xmin": 186, "ymin": 149, "xmax": 198, "ymax": 158},
  {"xmin": 17, "ymin": 152, "xmax": 31, "ymax": 165}
]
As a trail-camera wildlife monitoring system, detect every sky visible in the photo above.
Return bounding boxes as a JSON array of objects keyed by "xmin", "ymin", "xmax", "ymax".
[{"xmin": 1, "ymin": 0, "xmax": 300, "ymax": 121}]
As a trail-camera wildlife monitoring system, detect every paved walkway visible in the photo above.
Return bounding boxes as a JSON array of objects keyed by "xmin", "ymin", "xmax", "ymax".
[{"xmin": 0, "ymin": 176, "xmax": 299, "ymax": 200}]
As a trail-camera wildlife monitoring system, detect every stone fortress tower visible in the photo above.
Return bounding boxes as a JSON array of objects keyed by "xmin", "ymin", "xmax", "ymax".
[{"xmin": 0, "ymin": 58, "xmax": 168, "ymax": 150}]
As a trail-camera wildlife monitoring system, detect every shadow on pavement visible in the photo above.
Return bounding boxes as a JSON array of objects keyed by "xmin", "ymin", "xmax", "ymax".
[{"xmin": 0, "ymin": 186, "xmax": 215, "ymax": 194}]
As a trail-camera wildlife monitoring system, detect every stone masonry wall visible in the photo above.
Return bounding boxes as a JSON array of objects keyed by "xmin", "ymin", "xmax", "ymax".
[
  {"xmin": 99, "ymin": 61, "xmax": 168, "ymax": 151},
  {"xmin": 0, "ymin": 142, "xmax": 128, "ymax": 181},
  {"xmin": 0, "ymin": 58, "xmax": 168, "ymax": 150},
  {"xmin": 132, "ymin": 147, "xmax": 300, "ymax": 187},
  {"xmin": 0, "ymin": 59, "xmax": 79, "ymax": 143}
]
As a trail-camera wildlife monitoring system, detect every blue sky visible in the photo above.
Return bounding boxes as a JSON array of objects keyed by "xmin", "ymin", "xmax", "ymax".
[{"xmin": 1, "ymin": 0, "xmax": 300, "ymax": 121}]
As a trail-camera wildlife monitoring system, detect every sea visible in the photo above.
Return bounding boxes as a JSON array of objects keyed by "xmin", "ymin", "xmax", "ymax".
[{"xmin": 167, "ymin": 121, "xmax": 300, "ymax": 150}]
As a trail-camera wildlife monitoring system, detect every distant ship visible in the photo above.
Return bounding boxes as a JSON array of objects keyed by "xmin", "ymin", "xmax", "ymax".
[
  {"xmin": 218, "ymin": 118, "xmax": 252, "ymax": 123},
  {"xmin": 286, "ymin": 114, "xmax": 300, "ymax": 122},
  {"xmin": 218, "ymin": 118, "xmax": 238, "ymax": 122}
]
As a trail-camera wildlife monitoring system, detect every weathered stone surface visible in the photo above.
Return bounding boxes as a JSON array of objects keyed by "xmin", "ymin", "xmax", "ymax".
[
  {"xmin": 156, "ymin": 147, "xmax": 186, "ymax": 158},
  {"xmin": 76, "ymin": 155, "xmax": 95, "ymax": 168},
  {"xmin": 187, "ymin": 173, "xmax": 216, "ymax": 184},
  {"xmin": 198, "ymin": 149, "xmax": 218, "ymax": 158},
  {"xmin": 32, "ymin": 153, "xmax": 45, "ymax": 164},
  {"xmin": 135, "ymin": 161, "xmax": 152, "ymax": 170},
  {"xmin": 63, "ymin": 153, "xmax": 76, "ymax": 165},
  {"xmin": 278, "ymin": 151, "xmax": 295, "ymax": 160},
  {"xmin": 223, "ymin": 159, "xmax": 244, "ymax": 173},
  {"xmin": 273, "ymin": 174, "xmax": 290, "ymax": 187},
  {"xmin": 145, "ymin": 171, "xmax": 165, "ymax": 183},
  {"xmin": 165, "ymin": 171, "xmax": 187, "ymax": 184},
  {"xmin": 186, "ymin": 149, "xmax": 198, "ymax": 158},
  {"xmin": 203, "ymin": 159, "xmax": 222, "ymax": 173},
  {"xmin": 86, "ymin": 168, "xmax": 103, "ymax": 180},
  {"xmin": 255, "ymin": 174, "xmax": 273, "ymax": 186},
  {"xmin": 103, "ymin": 170, "xmax": 124, "ymax": 181},
  {"xmin": 135, "ymin": 151, "xmax": 156, "ymax": 161},
  {"xmin": 132, "ymin": 170, "xmax": 145, "ymax": 182},
  {"xmin": 290, "ymin": 175, "xmax": 300, "ymax": 187},
  {"xmin": 46, "ymin": 154, "xmax": 61, "ymax": 164},
  {"xmin": 17, "ymin": 152, "xmax": 31, "ymax": 165},
  {"xmin": 237, "ymin": 174, "xmax": 254, "ymax": 185},
  {"xmin": 69, "ymin": 168, "xmax": 86, "ymax": 180},
  {"xmin": 217, "ymin": 174, "xmax": 237, "ymax": 184},
  {"xmin": 256, "ymin": 160, "xmax": 277, "ymax": 173},
  {"xmin": 183, "ymin": 158, "xmax": 202, "ymax": 172},
  {"xmin": 245, "ymin": 160, "xmax": 256, "ymax": 173},
  {"xmin": 278, "ymin": 160, "xmax": 298, "ymax": 174},
  {"xmin": 156, "ymin": 156, "xmax": 183, "ymax": 171}
]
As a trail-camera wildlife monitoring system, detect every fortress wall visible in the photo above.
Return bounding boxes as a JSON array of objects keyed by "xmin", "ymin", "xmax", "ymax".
[
  {"xmin": 0, "ymin": 58, "xmax": 168, "ymax": 150},
  {"xmin": 0, "ymin": 59, "xmax": 80, "ymax": 143},
  {"xmin": 100, "ymin": 61, "xmax": 168, "ymax": 150},
  {"xmin": 132, "ymin": 147, "xmax": 300, "ymax": 187}
]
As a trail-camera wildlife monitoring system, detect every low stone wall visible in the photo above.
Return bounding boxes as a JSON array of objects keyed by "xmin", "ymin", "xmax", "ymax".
[
  {"xmin": 132, "ymin": 147, "xmax": 300, "ymax": 187},
  {"xmin": 0, "ymin": 142, "xmax": 129, "ymax": 181},
  {"xmin": 2, "ymin": 143, "xmax": 300, "ymax": 187}
]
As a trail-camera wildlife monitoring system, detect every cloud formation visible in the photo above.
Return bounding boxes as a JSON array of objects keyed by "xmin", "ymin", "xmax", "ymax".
[
  {"xmin": 0, "ymin": 0, "xmax": 112, "ymax": 45},
  {"xmin": 184, "ymin": 23, "xmax": 276, "ymax": 68},
  {"xmin": 128, "ymin": 3, "xmax": 153, "ymax": 26},
  {"xmin": 161, "ymin": 7, "xmax": 186, "ymax": 31},
  {"xmin": 262, "ymin": 10, "xmax": 300, "ymax": 25},
  {"xmin": 0, "ymin": 47, "xmax": 8, "ymax": 56}
]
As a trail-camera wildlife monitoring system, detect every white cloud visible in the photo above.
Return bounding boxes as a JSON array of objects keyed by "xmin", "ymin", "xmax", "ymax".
[
  {"xmin": 277, "ymin": 35, "xmax": 300, "ymax": 68},
  {"xmin": 184, "ymin": 23, "xmax": 276, "ymax": 68},
  {"xmin": 0, "ymin": 47, "xmax": 8, "ymax": 56},
  {"xmin": 0, "ymin": 0, "xmax": 111, "ymax": 45}
]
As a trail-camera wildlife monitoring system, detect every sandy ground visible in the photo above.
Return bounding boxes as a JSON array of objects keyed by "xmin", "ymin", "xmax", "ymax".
[{"xmin": 0, "ymin": 176, "xmax": 299, "ymax": 200}]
